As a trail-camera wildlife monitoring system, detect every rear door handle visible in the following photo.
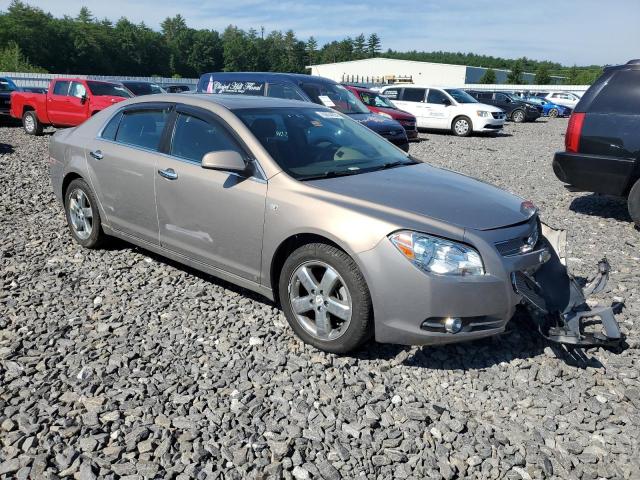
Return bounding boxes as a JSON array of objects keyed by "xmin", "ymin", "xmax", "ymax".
[
  {"xmin": 158, "ymin": 168, "xmax": 178, "ymax": 180},
  {"xmin": 89, "ymin": 150, "xmax": 103, "ymax": 160}
]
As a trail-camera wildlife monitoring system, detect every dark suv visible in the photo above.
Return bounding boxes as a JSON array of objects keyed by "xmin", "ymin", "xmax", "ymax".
[
  {"xmin": 467, "ymin": 90, "xmax": 542, "ymax": 122},
  {"xmin": 553, "ymin": 60, "xmax": 640, "ymax": 227}
]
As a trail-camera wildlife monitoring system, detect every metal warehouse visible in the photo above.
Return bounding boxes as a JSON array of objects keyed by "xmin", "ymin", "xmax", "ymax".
[{"xmin": 307, "ymin": 57, "xmax": 562, "ymax": 86}]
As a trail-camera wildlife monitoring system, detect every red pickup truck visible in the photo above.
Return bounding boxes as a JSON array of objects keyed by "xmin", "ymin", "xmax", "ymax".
[{"xmin": 10, "ymin": 78, "xmax": 131, "ymax": 135}]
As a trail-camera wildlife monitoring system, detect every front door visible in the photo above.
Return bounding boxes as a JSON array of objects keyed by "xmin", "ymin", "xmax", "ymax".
[
  {"xmin": 155, "ymin": 106, "xmax": 267, "ymax": 282},
  {"xmin": 425, "ymin": 88, "xmax": 452, "ymax": 129},
  {"xmin": 47, "ymin": 80, "xmax": 74, "ymax": 125},
  {"xmin": 67, "ymin": 81, "xmax": 90, "ymax": 125},
  {"xmin": 84, "ymin": 104, "xmax": 173, "ymax": 244}
]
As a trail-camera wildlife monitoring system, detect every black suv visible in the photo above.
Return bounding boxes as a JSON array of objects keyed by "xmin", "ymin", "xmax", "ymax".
[
  {"xmin": 467, "ymin": 90, "xmax": 542, "ymax": 122},
  {"xmin": 553, "ymin": 59, "xmax": 640, "ymax": 227}
]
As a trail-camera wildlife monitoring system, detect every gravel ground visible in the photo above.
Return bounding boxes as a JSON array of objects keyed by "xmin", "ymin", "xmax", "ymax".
[{"xmin": 1, "ymin": 118, "xmax": 639, "ymax": 480}]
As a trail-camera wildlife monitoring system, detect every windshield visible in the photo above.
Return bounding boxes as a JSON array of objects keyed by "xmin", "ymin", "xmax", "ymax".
[
  {"xmin": 236, "ymin": 107, "xmax": 414, "ymax": 180},
  {"xmin": 123, "ymin": 82, "xmax": 164, "ymax": 96},
  {"xmin": 87, "ymin": 81, "xmax": 132, "ymax": 98},
  {"xmin": 300, "ymin": 83, "xmax": 370, "ymax": 115},
  {"xmin": 0, "ymin": 78, "xmax": 18, "ymax": 92},
  {"xmin": 444, "ymin": 89, "xmax": 477, "ymax": 104},
  {"xmin": 358, "ymin": 90, "xmax": 397, "ymax": 109}
]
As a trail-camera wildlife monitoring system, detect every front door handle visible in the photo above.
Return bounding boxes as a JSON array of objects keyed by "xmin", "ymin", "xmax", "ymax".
[
  {"xmin": 89, "ymin": 150, "xmax": 103, "ymax": 160},
  {"xmin": 158, "ymin": 168, "xmax": 178, "ymax": 180}
]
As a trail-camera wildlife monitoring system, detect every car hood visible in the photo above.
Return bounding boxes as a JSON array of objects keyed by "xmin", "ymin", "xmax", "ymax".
[
  {"xmin": 369, "ymin": 107, "xmax": 415, "ymax": 121},
  {"xmin": 462, "ymin": 103, "xmax": 504, "ymax": 113},
  {"xmin": 92, "ymin": 95, "xmax": 128, "ymax": 106},
  {"xmin": 346, "ymin": 113, "xmax": 404, "ymax": 132},
  {"xmin": 307, "ymin": 163, "xmax": 531, "ymax": 231}
]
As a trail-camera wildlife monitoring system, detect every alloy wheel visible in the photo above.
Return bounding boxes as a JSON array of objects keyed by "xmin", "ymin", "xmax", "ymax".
[
  {"xmin": 68, "ymin": 188, "xmax": 93, "ymax": 240},
  {"xmin": 24, "ymin": 114, "xmax": 35, "ymax": 133},
  {"xmin": 288, "ymin": 261, "xmax": 352, "ymax": 341},
  {"xmin": 513, "ymin": 110, "xmax": 525, "ymax": 122}
]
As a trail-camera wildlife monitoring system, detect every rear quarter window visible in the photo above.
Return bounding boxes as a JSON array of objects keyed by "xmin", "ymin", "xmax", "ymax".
[{"xmin": 584, "ymin": 69, "xmax": 640, "ymax": 115}]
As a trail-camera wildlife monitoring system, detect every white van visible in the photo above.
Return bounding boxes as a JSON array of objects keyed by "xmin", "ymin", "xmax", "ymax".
[{"xmin": 378, "ymin": 85, "xmax": 506, "ymax": 136}]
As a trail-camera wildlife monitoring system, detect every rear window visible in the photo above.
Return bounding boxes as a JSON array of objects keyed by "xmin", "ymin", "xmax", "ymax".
[
  {"xmin": 205, "ymin": 79, "xmax": 265, "ymax": 95},
  {"xmin": 115, "ymin": 108, "xmax": 171, "ymax": 150},
  {"xmin": 53, "ymin": 81, "xmax": 70, "ymax": 96},
  {"xmin": 401, "ymin": 88, "xmax": 426, "ymax": 102},
  {"xmin": 101, "ymin": 111, "xmax": 123, "ymax": 140},
  {"xmin": 382, "ymin": 88, "xmax": 400, "ymax": 100},
  {"xmin": 581, "ymin": 69, "xmax": 640, "ymax": 115}
]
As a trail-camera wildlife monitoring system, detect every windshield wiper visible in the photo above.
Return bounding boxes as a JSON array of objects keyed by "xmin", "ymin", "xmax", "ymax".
[
  {"xmin": 298, "ymin": 170, "xmax": 363, "ymax": 181},
  {"xmin": 376, "ymin": 159, "xmax": 420, "ymax": 171}
]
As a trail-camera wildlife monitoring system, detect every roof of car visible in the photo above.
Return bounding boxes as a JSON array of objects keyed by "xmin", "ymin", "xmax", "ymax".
[
  {"xmin": 123, "ymin": 92, "xmax": 323, "ymax": 110},
  {"xmin": 198, "ymin": 72, "xmax": 337, "ymax": 85}
]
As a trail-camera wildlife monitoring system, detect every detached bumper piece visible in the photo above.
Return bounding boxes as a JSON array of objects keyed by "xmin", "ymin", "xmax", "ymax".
[{"xmin": 512, "ymin": 225, "xmax": 624, "ymax": 349}]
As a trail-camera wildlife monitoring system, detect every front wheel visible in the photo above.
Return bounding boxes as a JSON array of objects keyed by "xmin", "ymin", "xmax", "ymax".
[
  {"xmin": 64, "ymin": 178, "xmax": 106, "ymax": 248},
  {"xmin": 511, "ymin": 109, "xmax": 525, "ymax": 123},
  {"xmin": 22, "ymin": 110, "xmax": 43, "ymax": 135},
  {"xmin": 452, "ymin": 116, "xmax": 472, "ymax": 137},
  {"xmin": 628, "ymin": 179, "xmax": 640, "ymax": 228},
  {"xmin": 278, "ymin": 243, "xmax": 373, "ymax": 353}
]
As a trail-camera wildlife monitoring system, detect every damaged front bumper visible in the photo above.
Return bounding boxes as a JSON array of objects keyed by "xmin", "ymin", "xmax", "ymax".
[{"xmin": 513, "ymin": 224, "xmax": 624, "ymax": 349}]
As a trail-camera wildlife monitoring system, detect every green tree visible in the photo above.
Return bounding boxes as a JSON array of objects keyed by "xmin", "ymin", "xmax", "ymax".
[
  {"xmin": 507, "ymin": 59, "xmax": 524, "ymax": 84},
  {"xmin": 353, "ymin": 34, "xmax": 366, "ymax": 59},
  {"xmin": 566, "ymin": 65, "xmax": 579, "ymax": 84},
  {"xmin": 535, "ymin": 64, "xmax": 551, "ymax": 84},
  {"xmin": 0, "ymin": 41, "xmax": 46, "ymax": 72},
  {"xmin": 367, "ymin": 33, "xmax": 381, "ymax": 57},
  {"xmin": 479, "ymin": 68, "xmax": 496, "ymax": 84},
  {"xmin": 305, "ymin": 36, "xmax": 318, "ymax": 65}
]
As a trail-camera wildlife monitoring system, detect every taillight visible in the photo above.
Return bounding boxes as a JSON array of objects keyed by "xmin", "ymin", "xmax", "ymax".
[{"xmin": 565, "ymin": 112, "xmax": 585, "ymax": 153}]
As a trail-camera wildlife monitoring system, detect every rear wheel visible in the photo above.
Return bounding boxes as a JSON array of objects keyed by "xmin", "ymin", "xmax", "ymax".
[
  {"xmin": 451, "ymin": 116, "xmax": 472, "ymax": 137},
  {"xmin": 628, "ymin": 179, "xmax": 640, "ymax": 228},
  {"xmin": 22, "ymin": 110, "xmax": 43, "ymax": 136},
  {"xmin": 279, "ymin": 243, "xmax": 373, "ymax": 353},
  {"xmin": 511, "ymin": 109, "xmax": 525, "ymax": 123},
  {"xmin": 64, "ymin": 178, "xmax": 106, "ymax": 248},
  {"xmin": 548, "ymin": 108, "xmax": 559, "ymax": 118}
]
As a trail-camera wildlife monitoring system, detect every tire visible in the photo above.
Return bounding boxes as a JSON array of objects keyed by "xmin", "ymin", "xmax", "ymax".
[
  {"xmin": 451, "ymin": 116, "xmax": 472, "ymax": 137},
  {"xmin": 64, "ymin": 178, "xmax": 106, "ymax": 248},
  {"xmin": 548, "ymin": 108, "xmax": 559, "ymax": 118},
  {"xmin": 278, "ymin": 243, "xmax": 373, "ymax": 353},
  {"xmin": 511, "ymin": 109, "xmax": 525, "ymax": 123},
  {"xmin": 22, "ymin": 110, "xmax": 43, "ymax": 136},
  {"xmin": 628, "ymin": 179, "xmax": 640, "ymax": 228}
]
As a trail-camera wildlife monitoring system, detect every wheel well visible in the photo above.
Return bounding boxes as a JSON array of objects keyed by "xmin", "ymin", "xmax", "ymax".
[
  {"xmin": 61, "ymin": 173, "xmax": 83, "ymax": 203},
  {"xmin": 270, "ymin": 233, "xmax": 343, "ymax": 304},
  {"xmin": 451, "ymin": 115, "xmax": 470, "ymax": 128},
  {"xmin": 22, "ymin": 105, "xmax": 35, "ymax": 116}
]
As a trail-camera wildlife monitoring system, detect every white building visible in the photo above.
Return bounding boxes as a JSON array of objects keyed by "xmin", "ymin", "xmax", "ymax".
[{"xmin": 307, "ymin": 57, "xmax": 563, "ymax": 86}]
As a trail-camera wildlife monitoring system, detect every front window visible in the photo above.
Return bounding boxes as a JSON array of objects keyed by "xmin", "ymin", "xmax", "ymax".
[
  {"xmin": 426, "ymin": 89, "xmax": 450, "ymax": 105},
  {"xmin": 358, "ymin": 91, "xmax": 397, "ymax": 109},
  {"xmin": 0, "ymin": 78, "xmax": 18, "ymax": 92},
  {"xmin": 444, "ymin": 89, "xmax": 478, "ymax": 104},
  {"xmin": 170, "ymin": 113, "xmax": 242, "ymax": 163},
  {"xmin": 87, "ymin": 81, "xmax": 132, "ymax": 98},
  {"xmin": 236, "ymin": 107, "xmax": 415, "ymax": 180},
  {"xmin": 300, "ymin": 83, "xmax": 370, "ymax": 115},
  {"xmin": 70, "ymin": 82, "xmax": 86, "ymax": 99}
]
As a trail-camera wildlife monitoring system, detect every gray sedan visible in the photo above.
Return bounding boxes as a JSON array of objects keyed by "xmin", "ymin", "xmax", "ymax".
[{"xmin": 48, "ymin": 94, "xmax": 621, "ymax": 353}]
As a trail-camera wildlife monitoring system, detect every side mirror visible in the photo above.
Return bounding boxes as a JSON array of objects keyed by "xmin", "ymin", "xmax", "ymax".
[
  {"xmin": 80, "ymin": 94, "xmax": 88, "ymax": 104},
  {"xmin": 201, "ymin": 150, "xmax": 247, "ymax": 174},
  {"xmin": 442, "ymin": 98, "xmax": 451, "ymax": 106}
]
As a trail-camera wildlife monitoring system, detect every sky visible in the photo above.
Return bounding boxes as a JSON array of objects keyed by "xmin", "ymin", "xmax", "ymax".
[{"xmin": 2, "ymin": 0, "xmax": 638, "ymax": 66}]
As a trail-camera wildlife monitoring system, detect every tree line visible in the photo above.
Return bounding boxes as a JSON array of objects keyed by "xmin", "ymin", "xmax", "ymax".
[{"xmin": 0, "ymin": 0, "xmax": 602, "ymax": 84}]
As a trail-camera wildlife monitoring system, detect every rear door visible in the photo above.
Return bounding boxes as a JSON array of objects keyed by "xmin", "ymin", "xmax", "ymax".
[
  {"xmin": 154, "ymin": 105, "xmax": 267, "ymax": 282},
  {"xmin": 393, "ymin": 88, "xmax": 428, "ymax": 126},
  {"xmin": 47, "ymin": 80, "xmax": 74, "ymax": 125},
  {"xmin": 85, "ymin": 103, "xmax": 173, "ymax": 244}
]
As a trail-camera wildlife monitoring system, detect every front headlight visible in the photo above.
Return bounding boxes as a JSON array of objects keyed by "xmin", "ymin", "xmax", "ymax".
[
  {"xmin": 389, "ymin": 231, "xmax": 485, "ymax": 276},
  {"xmin": 377, "ymin": 112, "xmax": 393, "ymax": 119},
  {"xmin": 476, "ymin": 110, "xmax": 491, "ymax": 117}
]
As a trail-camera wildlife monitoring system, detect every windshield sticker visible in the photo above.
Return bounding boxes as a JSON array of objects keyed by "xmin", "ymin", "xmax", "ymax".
[
  {"xmin": 316, "ymin": 111, "xmax": 342, "ymax": 119},
  {"xmin": 318, "ymin": 95, "xmax": 336, "ymax": 107},
  {"xmin": 212, "ymin": 81, "xmax": 265, "ymax": 95}
]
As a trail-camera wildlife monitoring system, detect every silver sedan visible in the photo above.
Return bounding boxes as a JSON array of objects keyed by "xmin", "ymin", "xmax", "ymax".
[{"xmin": 48, "ymin": 93, "xmax": 619, "ymax": 353}]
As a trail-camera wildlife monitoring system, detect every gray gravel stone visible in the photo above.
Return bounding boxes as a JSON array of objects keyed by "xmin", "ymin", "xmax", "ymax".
[{"xmin": 0, "ymin": 120, "xmax": 638, "ymax": 479}]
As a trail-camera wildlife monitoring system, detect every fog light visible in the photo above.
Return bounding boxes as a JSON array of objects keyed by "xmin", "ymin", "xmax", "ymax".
[{"xmin": 444, "ymin": 317, "xmax": 463, "ymax": 334}]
